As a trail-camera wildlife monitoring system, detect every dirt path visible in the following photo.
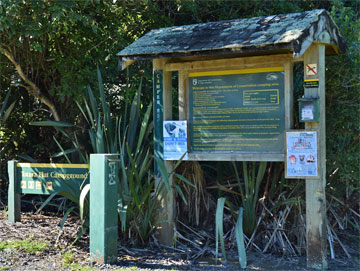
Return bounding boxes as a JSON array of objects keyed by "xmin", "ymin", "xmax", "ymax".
[{"xmin": 0, "ymin": 210, "xmax": 358, "ymax": 271}]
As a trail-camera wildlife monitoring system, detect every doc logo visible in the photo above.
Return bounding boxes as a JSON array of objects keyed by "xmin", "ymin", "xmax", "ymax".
[
  {"xmin": 266, "ymin": 73, "xmax": 278, "ymax": 81},
  {"xmin": 192, "ymin": 79, "xmax": 198, "ymax": 86}
]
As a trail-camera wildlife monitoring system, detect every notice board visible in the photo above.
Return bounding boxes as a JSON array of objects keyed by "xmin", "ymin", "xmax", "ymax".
[{"xmin": 189, "ymin": 67, "xmax": 284, "ymax": 156}]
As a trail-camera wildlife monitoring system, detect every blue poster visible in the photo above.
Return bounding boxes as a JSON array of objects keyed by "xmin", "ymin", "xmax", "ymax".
[{"xmin": 163, "ymin": 121, "xmax": 188, "ymax": 160}]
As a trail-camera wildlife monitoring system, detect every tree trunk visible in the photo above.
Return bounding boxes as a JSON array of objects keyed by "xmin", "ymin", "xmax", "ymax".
[{"xmin": 0, "ymin": 45, "xmax": 60, "ymax": 121}]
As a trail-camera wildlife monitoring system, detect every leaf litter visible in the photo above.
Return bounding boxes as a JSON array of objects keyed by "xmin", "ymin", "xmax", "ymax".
[{"xmin": 0, "ymin": 209, "xmax": 358, "ymax": 271}]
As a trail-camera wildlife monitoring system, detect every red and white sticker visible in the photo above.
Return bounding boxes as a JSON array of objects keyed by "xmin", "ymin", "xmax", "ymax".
[{"xmin": 306, "ymin": 64, "xmax": 317, "ymax": 75}]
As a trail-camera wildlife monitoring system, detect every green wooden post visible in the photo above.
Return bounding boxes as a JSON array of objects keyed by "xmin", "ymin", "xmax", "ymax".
[
  {"xmin": 153, "ymin": 59, "xmax": 175, "ymax": 246},
  {"xmin": 90, "ymin": 154, "xmax": 118, "ymax": 264},
  {"xmin": 8, "ymin": 160, "xmax": 21, "ymax": 223}
]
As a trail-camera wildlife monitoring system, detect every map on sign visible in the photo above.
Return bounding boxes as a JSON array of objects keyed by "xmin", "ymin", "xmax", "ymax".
[{"xmin": 189, "ymin": 68, "xmax": 285, "ymax": 154}]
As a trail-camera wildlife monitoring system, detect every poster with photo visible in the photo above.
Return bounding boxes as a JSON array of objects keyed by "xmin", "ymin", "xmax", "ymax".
[
  {"xmin": 285, "ymin": 130, "xmax": 318, "ymax": 178},
  {"xmin": 163, "ymin": 121, "xmax": 188, "ymax": 160}
]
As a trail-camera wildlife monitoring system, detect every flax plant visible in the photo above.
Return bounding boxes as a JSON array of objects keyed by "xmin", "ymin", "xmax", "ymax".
[
  {"xmin": 32, "ymin": 68, "xmax": 179, "ymax": 244},
  {"xmin": 215, "ymin": 197, "xmax": 246, "ymax": 268},
  {"xmin": 232, "ymin": 161, "xmax": 267, "ymax": 236}
]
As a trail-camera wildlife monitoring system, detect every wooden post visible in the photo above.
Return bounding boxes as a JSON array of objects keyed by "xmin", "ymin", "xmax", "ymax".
[
  {"xmin": 8, "ymin": 160, "xmax": 21, "ymax": 223},
  {"xmin": 89, "ymin": 154, "xmax": 118, "ymax": 264},
  {"xmin": 303, "ymin": 43, "xmax": 327, "ymax": 269},
  {"xmin": 178, "ymin": 70, "xmax": 188, "ymax": 120},
  {"xmin": 284, "ymin": 61, "xmax": 294, "ymax": 129},
  {"xmin": 153, "ymin": 58, "xmax": 175, "ymax": 246}
]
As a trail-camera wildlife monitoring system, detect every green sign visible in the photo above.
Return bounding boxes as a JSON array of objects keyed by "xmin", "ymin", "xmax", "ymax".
[
  {"xmin": 16, "ymin": 163, "xmax": 89, "ymax": 195},
  {"xmin": 153, "ymin": 70, "xmax": 163, "ymax": 174},
  {"xmin": 189, "ymin": 67, "xmax": 285, "ymax": 153}
]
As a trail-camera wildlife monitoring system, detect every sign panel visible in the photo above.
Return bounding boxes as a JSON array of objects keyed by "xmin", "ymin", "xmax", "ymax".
[
  {"xmin": 298, "ymin": 98, "xmax": 319, "ymax": 122},
  {"xmin": 189, "ymin": 67, "xmax": 285, "ymax": 154},
  {"xmin": 17, "ymin": 163, "xmax": 89, "ymax": 195},
  {"xmin": 285, "ymin": 131, "xmax": 318, "ymax": 178},
  {"xmin": 153, "ymin": 70, "xmax": 164, "ymax": 164},
  {"xmin": 163, "ymin": 121, "xmax": 188, "ymax": 160},
  {"xmin": 304, "ymin": 79, "xmax": 319, "ymax": 88},
  {"xmin": 305, "ymin": 64, "xmax": 317, "ymax": 75}
]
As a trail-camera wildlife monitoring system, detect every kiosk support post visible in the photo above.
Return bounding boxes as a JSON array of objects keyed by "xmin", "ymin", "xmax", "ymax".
[
  {"xmin": 90, "ymin": 154, "xmax": 118, "ymax": 264},
  {"xmin": 304, "ymin": 44, "xmax": 327, "ymax": 269},
  {"xmin": 8, "ymin": 160, "xmax": 21, "ymax": 223},
  {"xmin": 153, "ymin": 59, "xmax": 175, "ymax": 246}
]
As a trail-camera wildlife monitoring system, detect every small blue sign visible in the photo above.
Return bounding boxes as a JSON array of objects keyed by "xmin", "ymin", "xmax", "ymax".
[{"xmin": 163, "ymin": 121, "xmax": 188, "ymax": 160}]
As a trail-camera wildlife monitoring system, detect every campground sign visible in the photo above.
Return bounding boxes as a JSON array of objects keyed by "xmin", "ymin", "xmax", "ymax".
[
  {"xmin": 16, "ymin": 163, "xmax": 89, "ymax": 195},
  {"xmin": 8, "ymin": 162, "xmax": 89, "ymax": 222},
  {"xmin": 8, "ymin": 158, "xmax": 119, "ymax": 265}
]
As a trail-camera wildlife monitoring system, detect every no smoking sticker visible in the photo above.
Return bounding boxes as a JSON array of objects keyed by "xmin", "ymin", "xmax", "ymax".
[{"xmin": 306, "ymin": 64, "xmax": 317, "ymax": 75}]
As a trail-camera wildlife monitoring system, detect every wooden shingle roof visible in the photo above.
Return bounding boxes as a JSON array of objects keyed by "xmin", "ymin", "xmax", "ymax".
[{"xmin": 117, "ymin": 9, "xmax": 345, "ymax": 63}]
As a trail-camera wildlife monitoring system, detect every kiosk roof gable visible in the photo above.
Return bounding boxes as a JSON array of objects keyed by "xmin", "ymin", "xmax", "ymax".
[{"xmin": 117, "ymin": 9, "xmax": 345, "ymax": 63}]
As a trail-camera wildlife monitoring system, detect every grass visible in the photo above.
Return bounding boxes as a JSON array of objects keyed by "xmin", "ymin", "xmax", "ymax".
[
  {"xmin": 64, "ymin": 263, "xmax": 96, "ymax": 271},
  {"xmin": 0, "ymin": 266, "xmax": 10, "ymax": 270},
  {"xmin": 62, "ymin": 250, "xmax": 75, "ymax": 265},
  {"xmin": 0, "ymin": 236, "xmax": 47, "ymax": 255},
  {"xmin": 62, "ymin": 250, "xmax": 128, "ymax": 271},
  {"xmin": 61, "ymin": 250, "xmax": 96, "ymax": 271},
  {"xmin": 115, "ymin": 268, "xmax": 139, "ymax": 271}
]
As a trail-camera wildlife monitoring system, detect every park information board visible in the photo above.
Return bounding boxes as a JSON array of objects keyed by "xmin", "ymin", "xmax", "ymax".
[
  {"xmin": 189, "ymin": 67, "xmax": 284, "ymax": 154},
  {"xmin": 16, "ymin": 163, "xmax": 89, "ymax": 195}
]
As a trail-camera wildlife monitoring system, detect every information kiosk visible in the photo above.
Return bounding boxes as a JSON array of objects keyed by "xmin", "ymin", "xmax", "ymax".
[{"xmin": 118, "ymin": 9, "xmax": 345, "ymax": 269}]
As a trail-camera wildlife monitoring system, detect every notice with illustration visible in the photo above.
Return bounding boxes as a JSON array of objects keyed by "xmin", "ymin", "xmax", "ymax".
[
  {"xmin": 285, "ymin": 131, "xmax": 318, "ymax": 178},
  {"xmin": 163, "ymin": 121, "xmax": 188, "ymax": 160},
  {"xmin": 189, "ymin": 68, "xmax": 284, "ymax": 154}
]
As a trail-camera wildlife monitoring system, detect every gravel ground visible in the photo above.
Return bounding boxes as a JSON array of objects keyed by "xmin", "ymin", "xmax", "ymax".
[{"xmin": 0, "ymin": 210, "xmax": 358, "ymax": 271}]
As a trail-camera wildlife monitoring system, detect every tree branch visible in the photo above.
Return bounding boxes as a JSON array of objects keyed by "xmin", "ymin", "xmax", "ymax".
[{"xmin": 0, "ymin": 44, "xmax": 60, "ymax": 121}]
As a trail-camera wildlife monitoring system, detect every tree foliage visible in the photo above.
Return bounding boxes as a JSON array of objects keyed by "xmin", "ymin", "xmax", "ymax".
[
  {"xmin": 326, "ymin": 0, "xmax": 360, "ymax": 194},
  {"xmin": 0, "ymin": 0, "xmax": 359, "ymax": 196},
  {"xmin": 1, "ymin": 0, "xmax": 121, "ymax": 120}
]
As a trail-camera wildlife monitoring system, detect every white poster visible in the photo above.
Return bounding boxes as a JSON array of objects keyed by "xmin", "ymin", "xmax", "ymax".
[
  {"xmin": 163, "ymin": 121, "xmax": 188, "ymax": 160},
  {"xmin": 285, "ymin": 131, "xmax": 318, "ymax": 178}
]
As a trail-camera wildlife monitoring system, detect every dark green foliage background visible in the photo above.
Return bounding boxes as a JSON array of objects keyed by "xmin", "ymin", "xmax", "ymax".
[{"xmin": 1, "ymin": 0, "xmax": 359, "ymax": 199}]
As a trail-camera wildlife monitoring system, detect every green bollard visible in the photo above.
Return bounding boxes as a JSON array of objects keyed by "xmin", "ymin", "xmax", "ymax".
[
  {"xmin": 8, "ymin": 160, "xmax": 21, "ymax": 223},
  {"xmin": 90, "ymin": 154, "xmax": 118, "ymax": 264}
]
